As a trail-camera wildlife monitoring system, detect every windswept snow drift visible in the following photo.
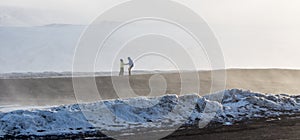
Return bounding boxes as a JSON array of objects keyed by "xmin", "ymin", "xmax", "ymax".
[{"xmin": 1, "ymin": 89, "xmax": 300, "ymax": 137}]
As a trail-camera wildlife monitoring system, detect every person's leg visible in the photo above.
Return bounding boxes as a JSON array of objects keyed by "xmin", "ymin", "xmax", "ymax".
[
  {"xmin": 128, "ymin": 66, "xmax": 133, "ymax": 76},
  {"xmin": 119, "ymin": 68, "xmax": 124, "ymax": 76},
  {"xmin": 128, "ymin": 67, "xmax": 131, "ymax": 76}
]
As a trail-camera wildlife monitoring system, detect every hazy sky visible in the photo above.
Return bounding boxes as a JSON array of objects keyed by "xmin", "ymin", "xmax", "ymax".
[
  {"xmin": 1, "ymin": 0, "xmax": 300, "ymax": 29},
  {"xmin": 1, "ymin": 0, "xmax": 299, "ymax": 25},
  {"xmin": 1, "ymin": 0, "xmax": 300, "ymax": 69}
]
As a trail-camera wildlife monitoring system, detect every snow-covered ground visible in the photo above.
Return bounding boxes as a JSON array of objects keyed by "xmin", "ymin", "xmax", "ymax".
[{"xmin": 1, "ymin": 89, "xmax": 300, "ymax": 137}]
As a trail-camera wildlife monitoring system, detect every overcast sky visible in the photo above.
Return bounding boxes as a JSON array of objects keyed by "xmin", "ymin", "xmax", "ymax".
[
  {"xmin": 1, "ymin": 0, "xmax": 300, "ymax": 69},
  {"xmin": 1, "ymin": 0, "xmax": 299, "ymax": 25}
]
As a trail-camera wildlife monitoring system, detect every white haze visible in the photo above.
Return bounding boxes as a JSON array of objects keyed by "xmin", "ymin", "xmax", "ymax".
[{"xmin": 0, "ymin": 0, "xmax": 300, "ymax": 72}]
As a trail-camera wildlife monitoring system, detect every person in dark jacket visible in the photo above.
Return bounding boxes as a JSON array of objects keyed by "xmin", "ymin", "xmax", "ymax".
[{"xmin": 126, "ymin": 57, "xmax": 134, "ymax": 76}]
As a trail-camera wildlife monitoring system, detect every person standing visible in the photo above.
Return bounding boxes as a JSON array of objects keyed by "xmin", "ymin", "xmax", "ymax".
[
  {"xmin": 119, "ymin": 59, "xmax": 125, "ymax": 76},
  {"xmin": 126, "ymin": 57, "xmax": 134, "ymax": 76}
]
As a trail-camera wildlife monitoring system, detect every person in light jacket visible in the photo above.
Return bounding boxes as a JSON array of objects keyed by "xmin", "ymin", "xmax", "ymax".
[{"xmin": 119, "ymin": 59, "xmax": 125, "ymax": 76}]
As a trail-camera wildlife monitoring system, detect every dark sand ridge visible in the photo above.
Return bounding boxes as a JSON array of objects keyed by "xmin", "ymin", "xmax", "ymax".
[{"xmin": 1, "ymin": 69, "xmax": 300, "ymax": 106}]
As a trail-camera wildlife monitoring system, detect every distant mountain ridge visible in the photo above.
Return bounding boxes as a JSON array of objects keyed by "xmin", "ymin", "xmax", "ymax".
[
  {"xmin": 0, "ymin": 6, "xmax": 77, "ymax": 26},
  {"xmin": 0, "ymin": 25, "xmax": 85, "ymax": 73}
]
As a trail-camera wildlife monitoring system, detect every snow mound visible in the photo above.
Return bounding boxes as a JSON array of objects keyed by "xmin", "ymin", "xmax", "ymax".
[{"xmin": 1, "ymin": 89, "xmax": 300, "ymax": 137}]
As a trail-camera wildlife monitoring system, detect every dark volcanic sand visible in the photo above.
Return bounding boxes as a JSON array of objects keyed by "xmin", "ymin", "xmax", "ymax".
[
  {"xmin": 2, "ymin": 69, "xmax": 300, "ymax": 106},
  {"xmin": 5, "ymin": 115, "xmax": 300, "ymax": 140},
  {"xmin": 164, "ymin": 116, "xmax": 300, "ymax": 140}
]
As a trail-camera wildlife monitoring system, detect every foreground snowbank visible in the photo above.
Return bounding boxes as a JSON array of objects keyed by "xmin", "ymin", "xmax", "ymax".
[{"xmin": 1, "ymin": 89, "xmax": 300, "ymax": 137}]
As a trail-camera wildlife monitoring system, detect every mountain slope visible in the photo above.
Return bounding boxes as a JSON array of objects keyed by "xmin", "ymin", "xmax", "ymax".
[
  {"xmin": 0, "ymin": 6, "xmax": 77, "ymax": 26},
  {"xmin": 0, "ymin": 25, "xmax": 84, "ymax": 72}
]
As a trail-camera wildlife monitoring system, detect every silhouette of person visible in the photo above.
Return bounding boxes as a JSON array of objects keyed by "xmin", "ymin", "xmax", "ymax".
[
  {"xmin": 119, "ymin": 59, "xmax": 125, "ymax": 76},
  {"xmin": 126, "ymin": 57, "xmax": 134, "ymax": 76}
]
